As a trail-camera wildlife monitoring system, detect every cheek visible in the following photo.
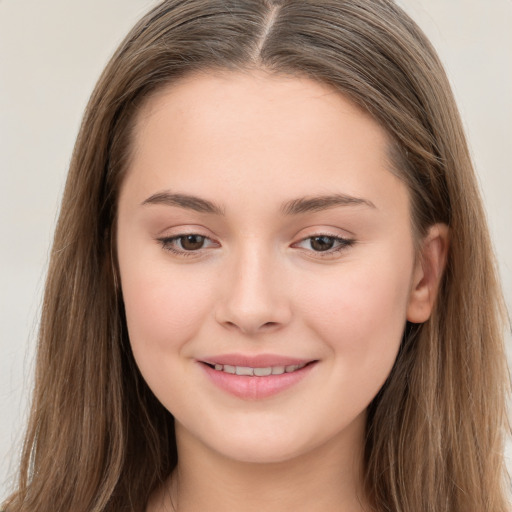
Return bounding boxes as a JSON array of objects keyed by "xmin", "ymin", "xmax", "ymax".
[
  {"xmin": 119, "ymin": 260, "xmax": 213, "ymax": 367},
  {"xmin": 300, "ymin": 248, "xmax": 414, "ymax": 379}
]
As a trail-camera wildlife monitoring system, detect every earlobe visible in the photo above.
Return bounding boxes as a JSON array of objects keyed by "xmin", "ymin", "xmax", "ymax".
[{"xmin": 406, "ymin": 223, "xmax": 450, "ymax": 324}]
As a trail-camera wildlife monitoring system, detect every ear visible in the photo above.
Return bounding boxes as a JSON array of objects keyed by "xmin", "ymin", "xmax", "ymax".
[{"xmin": 407, "ymin": 223, "xmax": 449, "ymax": 324}]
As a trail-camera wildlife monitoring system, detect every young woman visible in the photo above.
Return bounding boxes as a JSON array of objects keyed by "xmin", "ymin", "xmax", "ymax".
[{"xmin": 3, "ymin": 0, "xmax": 510, "ymax": 511}]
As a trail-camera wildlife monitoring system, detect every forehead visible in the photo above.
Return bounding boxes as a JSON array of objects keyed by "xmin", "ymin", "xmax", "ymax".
[
  {"xmin": 122, "ymin": 69, "xmax": 407, "ymax": 218},
  {"xmin": 134, "ymin": 69, "xmax": 385, "ymax": 151},
  {"xmin": 139, "ymin": 69, "xmax": 363, "ymax": 118}
]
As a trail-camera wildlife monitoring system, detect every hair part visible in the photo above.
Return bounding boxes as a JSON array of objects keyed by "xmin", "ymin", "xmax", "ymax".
[{"xmin": 4, "ymin": 1, "xmax": 509, "ymax": 511}]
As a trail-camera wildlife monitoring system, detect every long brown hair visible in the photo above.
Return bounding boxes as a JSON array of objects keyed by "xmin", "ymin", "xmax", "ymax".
[{"xmin": 4, "ymin": 1, "xmax": 510, "ymax": 511}]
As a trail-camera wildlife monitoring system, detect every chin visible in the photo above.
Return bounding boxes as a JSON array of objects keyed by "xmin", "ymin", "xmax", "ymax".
[
  {"xmin": 201, "ymin": 425, "xmax": 321, "ymax": 465},
  {"xmin": 218, "ymin": 441, "xmax": 308, "ymax": 465}
]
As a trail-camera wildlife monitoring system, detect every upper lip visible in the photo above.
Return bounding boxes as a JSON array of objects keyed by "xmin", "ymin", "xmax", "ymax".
[{"xmin": 199, "ymin": 353, "xmax": 316, "ymax": 368}]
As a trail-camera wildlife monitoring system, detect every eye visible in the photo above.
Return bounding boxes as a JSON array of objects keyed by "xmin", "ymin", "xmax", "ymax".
[
  {"xmin": 157, "ymin": 234, "xmax": 219, "ymax": 255},
  {"xmin": 293, "ymin": 234, "xmax": 354, "ymax": 255}
]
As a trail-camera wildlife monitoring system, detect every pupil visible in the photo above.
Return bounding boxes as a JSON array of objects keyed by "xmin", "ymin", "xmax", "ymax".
[
  {"xmin": 181, "ymin": 235, "xmax": 205, "ymax": 250},
  {"xmin": 311, "ymin": 236, "xmax": 334, "ymax": 251}
]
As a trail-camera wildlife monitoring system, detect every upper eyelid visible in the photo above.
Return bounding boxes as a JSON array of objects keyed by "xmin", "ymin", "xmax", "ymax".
[
  {"xmin": 157, "ymin": 232, "xmax": 350, "ymax": 241},
  {"xmin": 296, "ymin": 231, "xmax": 351, "ymax": 240},
  {"xmin": 292, "ymin": 224, "xmax": 357, "ymax": 239},
  {"xmin": 155, "ymin": 223, "xmax": 214, "ymax": 237}
]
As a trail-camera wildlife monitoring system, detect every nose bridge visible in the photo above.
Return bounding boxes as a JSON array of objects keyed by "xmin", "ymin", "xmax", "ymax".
[{"xmin": 216, "ymin": 237, "xmax": 290, "ymax": 334}]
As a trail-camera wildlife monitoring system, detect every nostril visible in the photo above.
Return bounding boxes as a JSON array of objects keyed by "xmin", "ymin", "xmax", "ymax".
[{"xmin": 221, "ymin": 319, "xmax": 281, "ymax": 334}]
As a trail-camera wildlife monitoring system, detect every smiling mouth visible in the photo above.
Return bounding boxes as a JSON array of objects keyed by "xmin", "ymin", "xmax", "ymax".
[
  {"xmin": 200, "ymin": 359, "xmax": 318, "ymax": 399},
  {"xmin": 202, "ymin": 361, "xmax": 313, "ymax": 376}
]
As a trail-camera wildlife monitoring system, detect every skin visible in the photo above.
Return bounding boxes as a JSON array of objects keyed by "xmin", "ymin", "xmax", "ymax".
[{"xmin": 116, "ymin": 69, "xmax": 448, "ymax": 512}]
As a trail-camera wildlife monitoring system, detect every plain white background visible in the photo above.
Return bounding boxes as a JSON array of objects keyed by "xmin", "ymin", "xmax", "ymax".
[{"xmin": 1, "ymin": 0, "xmax": 511, "ymax": 499}]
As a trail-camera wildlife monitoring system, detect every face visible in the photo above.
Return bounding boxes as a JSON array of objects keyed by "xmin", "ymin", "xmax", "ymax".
[{"xmin": 117, "ymin": 70, "xmax": 426, "ymax": 464}]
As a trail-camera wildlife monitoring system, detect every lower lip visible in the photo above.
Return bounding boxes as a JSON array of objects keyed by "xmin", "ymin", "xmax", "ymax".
[{"xmin": 200, "ymin": 362, "xmax": 317, "ymax": 400}]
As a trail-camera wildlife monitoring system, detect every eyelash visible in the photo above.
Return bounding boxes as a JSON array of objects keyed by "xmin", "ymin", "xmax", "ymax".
[
  {"xmin": 157, "ymin": 234, "xmax": 218, "ymax": 257},
  {"xmin": 157, "ymin": 233, "xmax": 355, "ymax": 258},
  {"xmin": 292, "ymin": 234, "xmax": 355, "ymax": 256}
]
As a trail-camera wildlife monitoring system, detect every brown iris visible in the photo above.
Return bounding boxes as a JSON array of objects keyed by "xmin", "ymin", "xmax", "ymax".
[
  {"xmin": 310, "ymin": 236, "xmax": 335, "ymax": 251},
  {"xmin": 179, "ymin": 235, "xmax": 206, "ymax": 250}
]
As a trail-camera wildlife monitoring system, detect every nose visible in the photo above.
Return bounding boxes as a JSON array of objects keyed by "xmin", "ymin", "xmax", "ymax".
[{"xmin": 215, "ymin": 244, "xmax": 292, "ymax": 335}]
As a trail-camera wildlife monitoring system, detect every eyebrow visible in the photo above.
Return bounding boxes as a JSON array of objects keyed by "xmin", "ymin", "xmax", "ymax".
[
  {"xmin": 142, "ymin": 192, "xmax": 225, "ymax": 215},
  {"xmin": 281, "ymin": 194, "xmax": 376, "ymax": 215},
  {"xmin": 141, "ymin": 191, "xmax": 375, "ymax": 215}
]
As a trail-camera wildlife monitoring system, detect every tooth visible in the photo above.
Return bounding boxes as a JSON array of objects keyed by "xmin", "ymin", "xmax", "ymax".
[
  {"xmin": 212, "ymin": 362, "xmax": 308, "ymax": 375},
  {"xmin": 254, "ymin": 367, "xmax": 272, "ymax": 376},
  {"xmin": 236, "ymin": 366, "xmax": 254, "ymax": 376}
]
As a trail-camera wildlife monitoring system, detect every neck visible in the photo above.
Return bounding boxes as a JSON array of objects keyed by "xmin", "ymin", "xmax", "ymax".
[{"xmin": 148, "ymin": 416, "xmax": 369, "ymax": 512}]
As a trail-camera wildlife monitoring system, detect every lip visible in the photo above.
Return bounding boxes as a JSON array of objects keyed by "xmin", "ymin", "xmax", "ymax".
[{"xmin": 198, "ymin": 354, "xmax": 318, "ymax": 400}]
